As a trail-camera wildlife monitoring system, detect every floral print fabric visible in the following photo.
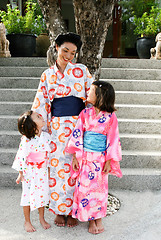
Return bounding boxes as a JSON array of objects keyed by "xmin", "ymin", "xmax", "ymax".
[
  {"xmin": 12, "ymin": 132, "xmax": 51, "ymax": 211},
  {"xmin": 31, "ymin": 61, "xmax": 93, "ymax": 215},
  {"xmin": 65, "ymin": 107, "xmax": 122, "ymax": 221}
]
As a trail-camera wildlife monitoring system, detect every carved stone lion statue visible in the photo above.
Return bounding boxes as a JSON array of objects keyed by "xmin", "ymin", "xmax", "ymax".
[
  {"xmin": 0, "ymin": 23, "xmax": 11, "ymax": 57},
  {"xmin": 150, "ymin": 32, "xmax": 161, "ymax": 60}
]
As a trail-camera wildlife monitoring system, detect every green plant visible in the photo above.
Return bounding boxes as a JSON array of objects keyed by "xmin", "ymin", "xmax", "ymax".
[
  {"xmin": 119, "ymin": 0, "xmax": 158, "ymax": 22},
  {"xmin": 133, "ymin": 6, "xmax": 161, "ymax": 36},
  {"xmin": 0, "ymin": 2, "xmax": 46, "ymax": 35}
]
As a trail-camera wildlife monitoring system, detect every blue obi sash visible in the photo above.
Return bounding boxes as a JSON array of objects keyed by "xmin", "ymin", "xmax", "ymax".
[
  {"xmin": 51, "ymin": 96, "xmax": 85, "ymax": 117},
  {"xmin": 83, "ymin": 131, "xmax": 106, "ymax": 152}
]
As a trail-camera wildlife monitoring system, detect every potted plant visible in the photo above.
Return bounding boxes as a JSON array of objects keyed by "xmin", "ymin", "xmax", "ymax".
[
  {"xmin": 119, "ymin": 0, "xmax": 159, "ymax": 58},
  {"xmin": 0, "ymin": 1, "xmax": 46, "ymax": 57},
  {"xmin": 133, "ymin": 6, "xmax": 161, "ymax": 58}
]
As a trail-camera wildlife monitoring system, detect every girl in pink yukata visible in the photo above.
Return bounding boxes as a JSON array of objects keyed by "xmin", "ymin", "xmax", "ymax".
[
  {"xmin": 12, "ymin": 110, "xmax": 51, "ymax": 232},
  {"xmin": 65, "ymin": 81, "xmax": 122, "ymax": 234}
]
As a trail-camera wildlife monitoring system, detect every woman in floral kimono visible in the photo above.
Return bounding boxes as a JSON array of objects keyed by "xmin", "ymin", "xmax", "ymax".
[
  {"xmin": 65, "ymin": 81, "xmax": 122, "ymax": 234},
  {"xmin": 32, "ymin": 32, "xmax": 93, "ymax": 227}
]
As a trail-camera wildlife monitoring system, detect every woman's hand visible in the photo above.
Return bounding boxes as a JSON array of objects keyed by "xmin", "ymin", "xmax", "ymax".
[
  {"xmin": 102, "ymin": 160, "xmax": 111, "ymax": 174},
  {"xmin": 16, "ymin": 171, "xmax": 24, "ymax": 184},
  {"xmin": 72, "ymin": 154, "xmax": 79, "ymax": 171}
]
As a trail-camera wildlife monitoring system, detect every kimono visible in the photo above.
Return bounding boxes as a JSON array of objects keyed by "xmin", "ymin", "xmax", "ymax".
[
  {"xmin": 32, "ymin": 61, "xmax": 93, "ymax": 215},
  {"xmin": 65, "ymin": 107, "xmax": 122, "ymax": 222},
  {"xmin": 12, "ymin": 132, "xmax": 51, "ymax": 211}
]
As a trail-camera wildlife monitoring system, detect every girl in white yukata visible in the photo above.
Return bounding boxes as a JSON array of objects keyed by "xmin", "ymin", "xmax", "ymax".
[
  {"xmin": 65, "ymin": 81, "xmax": 122, "ymax": 234},
  {"xmin": 12, "ymin": 110, "xmax": 51, "ymax": 232}
]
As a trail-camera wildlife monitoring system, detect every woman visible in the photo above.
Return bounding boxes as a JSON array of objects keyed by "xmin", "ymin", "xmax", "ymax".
[{"xmin": 32, "ymin": 32, "xmax": 93, "ymax": 227}]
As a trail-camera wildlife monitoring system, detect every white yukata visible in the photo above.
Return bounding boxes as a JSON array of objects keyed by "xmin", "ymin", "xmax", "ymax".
[
  {"xmin": 12, "ymin": 132, "xmax": 51, "ymax": 211},
  {"xmin": 31, "ymin": 61, "xmax": 93, "ymax": 215}
]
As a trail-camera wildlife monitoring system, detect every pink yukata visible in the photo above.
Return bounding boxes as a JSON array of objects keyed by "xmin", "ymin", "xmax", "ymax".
[
  {"xmin": 32, "ymin": 61, "xmax": 93, "ymax": 215},
  {"xmin": 12, "ymin": 132, "xmax": 51, "ymax": 211},
  {"xmin": 65, "ymin": 107, "xmax": 122, "ymax": 222}
]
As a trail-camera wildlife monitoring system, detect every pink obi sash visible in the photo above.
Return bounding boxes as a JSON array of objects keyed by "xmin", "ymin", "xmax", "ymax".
[{"xmin": 26, "ymin": 152, "xmax": 48, "ymax": 169}]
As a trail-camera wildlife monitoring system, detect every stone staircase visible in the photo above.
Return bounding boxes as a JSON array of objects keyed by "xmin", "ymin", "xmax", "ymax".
[{"xmin": 1, "ymin": 57, "xmax": 161, "ymax": 191}]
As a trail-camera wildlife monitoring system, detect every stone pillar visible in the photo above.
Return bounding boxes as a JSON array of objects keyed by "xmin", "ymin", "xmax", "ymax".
[{"xmin": 0, "ymin": 23, "xmax": 11, "ymax": 57}]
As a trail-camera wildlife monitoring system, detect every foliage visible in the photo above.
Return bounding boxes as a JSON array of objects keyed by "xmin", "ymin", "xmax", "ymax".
[
  {"xmin": 133, "ymin": 6, "xmax": 161, "ymax": 36},
  {"xmin": 119, "ymin": 0, "xmax": 158, "ymax": 22},
  {"xmin": 0, "ymin": 2, "xmax": 46, "ymax": 35}
]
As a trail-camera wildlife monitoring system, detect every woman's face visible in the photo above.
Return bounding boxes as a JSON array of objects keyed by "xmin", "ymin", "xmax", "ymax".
[
  {"xmin": 56, "ymin": 42, "xmax": 77, "ymax": 65},
  {"xmin": 87, "ymin": 84, "xmax": 97, "ymax": 105}
]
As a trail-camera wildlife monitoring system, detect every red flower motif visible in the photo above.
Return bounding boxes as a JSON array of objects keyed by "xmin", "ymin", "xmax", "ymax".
[{"xmin": 72, "ymin": 68, "xmax": 83, "ymax": 78}]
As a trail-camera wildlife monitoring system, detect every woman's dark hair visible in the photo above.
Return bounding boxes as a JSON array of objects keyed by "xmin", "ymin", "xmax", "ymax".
[
  {"xmin": 55, "ymin": 32, "xmax": 82, "ymax": 51},
  {"xmin": 18, "ymin": 110, "xmax": 38, "ymax": 139},
  {"xmin": 92, "ymin": 80, "xmax": 116, "ymax": 113}
]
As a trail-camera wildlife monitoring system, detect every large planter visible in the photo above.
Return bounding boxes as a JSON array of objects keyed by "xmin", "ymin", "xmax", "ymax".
[
  {"xmin": 6, "ymin": 33, "xmax": 36, "ymax": 57},
  {"xmin": 136, "ymin": 37, "xmax": 155, "ymax": 59}
]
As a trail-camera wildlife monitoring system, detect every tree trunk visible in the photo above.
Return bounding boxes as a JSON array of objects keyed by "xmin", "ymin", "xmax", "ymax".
[
  {"xmin": 38, "ymin": 0, "xmax": 67, "ymax": 66},
  {"xmin": 73, "ymin": 0, "xmax": 115, "ymax": 80}
]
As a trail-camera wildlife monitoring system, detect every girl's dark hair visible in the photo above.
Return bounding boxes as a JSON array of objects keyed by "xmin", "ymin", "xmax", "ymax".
[
  {"xmin": 55, "ymin": 32, "xmax": 82, "ymax": 51},
  {"xmin": 18, "ymin": 110, "xmax": 38, "ymax": 139},
  {"xmin": 92, "ymin": 80, "xmax": 116, "ymax": 113}
]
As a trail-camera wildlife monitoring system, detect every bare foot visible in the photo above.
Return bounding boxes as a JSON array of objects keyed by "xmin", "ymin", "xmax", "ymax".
[
  {"xmin": 24, "ymin": 221, "xmax": 36, "ymax": 232},
  {"xmin": 40, "ymin": 218, "xmax": 51, "ymax": 230},
  {"xmin": 54, "ymin": 215, "xmax": 66, "ymax": 227},
  {"xmin": 88, "ymin": 220, "xmax": 98, "ymax": 234},
  {"xmin": 95, "ymin": 218, "xmax": 104, "ymax": 233},
  {"xmin": 67, "ymin": 215, "xmax": 78, "ymax": 227}
]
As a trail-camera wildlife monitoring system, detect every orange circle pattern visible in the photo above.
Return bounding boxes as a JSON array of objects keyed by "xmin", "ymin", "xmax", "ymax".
[{"xmin": 51, "ymin": 192, "xmax": 59, "ymax": 201}]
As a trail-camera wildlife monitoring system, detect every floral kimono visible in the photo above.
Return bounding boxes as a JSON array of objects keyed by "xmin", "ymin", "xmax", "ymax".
[
  {"xmin": 32, "ymin": 61, "xmax": 93, "ymax": 215},
  {"xmin": 65, "ymin": 107, "xmax": 122, "ymax": 221},
  {"xmin": 12, "ymin": 132, "xmax": 51, "ymax": 211}
]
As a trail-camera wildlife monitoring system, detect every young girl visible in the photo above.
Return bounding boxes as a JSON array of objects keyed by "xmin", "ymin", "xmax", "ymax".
[
  {"xmin": 12, "ymin": 110, "xmax": 51, "ymax": 232},
  {"xmin": 65, "ymin": 81, "xmax": 122, "ymax": 234}
]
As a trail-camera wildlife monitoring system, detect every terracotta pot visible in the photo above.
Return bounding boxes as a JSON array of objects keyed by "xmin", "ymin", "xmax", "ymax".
[{"xmin": 36, "ymin": 33, "xmax": 50, "ymax": 57}]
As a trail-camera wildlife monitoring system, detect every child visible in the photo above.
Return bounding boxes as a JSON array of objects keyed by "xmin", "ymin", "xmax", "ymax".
[
  {"xmin": 65, "ymin": 81, "xmax": 122, "ymax": 234},
  {"xmin": 12, "ymin": 110, "xmax": 51, "ymax": 232}
]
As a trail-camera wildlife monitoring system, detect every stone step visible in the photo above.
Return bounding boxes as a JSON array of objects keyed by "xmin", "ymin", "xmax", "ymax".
[
  {"xmin": 116, "ymin": 91, "xmax": 161, "ymax": 105},
  {"xmin": 0, "ymin": 67, "xmax": 46, "ymax": 77},
  {"xmin": 1, "ymin": 131, "xmax": 161, "ymax": 151},
  {"xmin": 100, "ymin": 68, "xmax": 161, "ymax": 80},
  {"xmin": 1, "ymin": 57, "xmax": 161, "ymax": 70},
  {"xmin": 1, "ymin": 116, "xmax": 161, "ymax": 134},
  {"xmin": 1, "ymin": 165, "xmax": 161, "ymax": 190},
  {"xmin": 1, "ymin": 66, "xmax": 161, "ymax": 80},
  {"xmin": 0, "ymin": 77, "xmax": 40, "ymax": 89},
  {"xmin": 1, "ymin": 77, "xmax": 161, "ymax": 92},
  {"xmin": 102, "ymin": 79, "xmax": 161, "ymax": 92},
  {"xmin": 101, "ymin": 58, "xmax": 161, "ymax": 69},
  {"xmin": 1, "ymin": 148, "xmax": 161, "ymax": 170},
  {"xmin": 122, "ymin": 151, "xmax": 161, "ymax": 169},
  {"xmin": 116, "ymin": 104, "xmax": 161, "ymax": 119},
  {"xmin": 118, "ymin": 119, "xmax": 161, "ymax": 134},
  {"xmin": 0, "ymin": 89, "xmax": 36, "ymax": 102},
  {"xmin": 1, "ymin": 89, "xmax": 160, "ymax": 105},
  {"xmin": 0, "ymin": 57, "xmax": 48, "ymax": 67},
  {"xmin": 1, "ymin": 102, "xmax": 161, "ymax": 119},
  {"xmin": 108, "ymin": 168, "xmax": 161, "ymax": 191},
  {"xmin": 0, "ymin": 102, "xmax": 32, "ymax": 115},
  {"xmin": 120, "ymin": 133, "xmax": 161, "ymax": 151}
]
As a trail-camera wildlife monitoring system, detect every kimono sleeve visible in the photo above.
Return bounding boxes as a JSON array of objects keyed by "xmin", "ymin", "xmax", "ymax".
[
  {"xmin": 65, "ymin": 109, "xmax": 85, "ymax": 159},
  {"xmin": 12, "ymin": 136, "xmax": 29, "ymax": 172},
  {"xmin": 31, "ymin": 71, "xmax": 51, "ymax": 132},
  {"xmin": 106, "ymin": 113, "xmax": 122, "ymax": 178}
]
